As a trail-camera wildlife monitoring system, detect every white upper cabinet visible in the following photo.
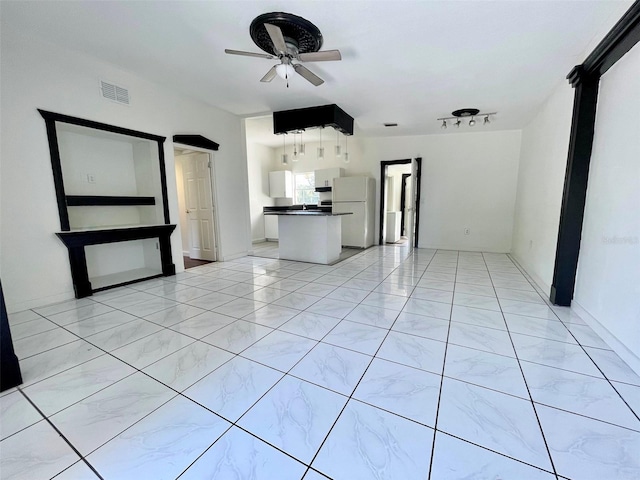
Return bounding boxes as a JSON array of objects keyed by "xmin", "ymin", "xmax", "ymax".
[
  {"xmin": 269, "ymin": 170, "xmax": 293, "ymax": 198},
  {"xmin": 314, "ymin": 167, "xmax": 344, "ymax": 189}
]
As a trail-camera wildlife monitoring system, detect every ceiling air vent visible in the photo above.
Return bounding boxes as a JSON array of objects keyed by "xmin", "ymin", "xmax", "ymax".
[{"xmin": 100, "ymin": 80, "xmax": 130, "ymax": 106}]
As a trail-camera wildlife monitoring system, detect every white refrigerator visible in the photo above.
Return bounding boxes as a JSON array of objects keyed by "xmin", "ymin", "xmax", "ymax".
[{"xmin": 332, "ymin": 176, "xmax": 376, "ymax": 248}]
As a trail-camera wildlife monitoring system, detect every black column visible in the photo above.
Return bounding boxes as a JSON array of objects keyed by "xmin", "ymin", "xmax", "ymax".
[
  {"xmin": 550, "ymin": 67, "xmax": 599, "ymax": 306},
  {"xmin": 1, "ymin": 280, "xmax": 23, "ymax": 391}
]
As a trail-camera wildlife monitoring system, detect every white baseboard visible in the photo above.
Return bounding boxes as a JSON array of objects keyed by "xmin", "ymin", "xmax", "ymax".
[
  {"xmin": 252, "ymin": 238, "xmax": 266, "ymax": 244},
  {"xmin": 219, "ymin": 251, "xmax": 249, "ymax": 262},
  {"xmin": 571, "ymin": 300, "xmax": 640, "ymax": 377},
  {"xmin": 509, "ymin": 253, "xmax": 551, "ymax": 297},
  {"xmin": 421, "ymin": 244, "xmax": 510, "ymax": 254},
  {"xmin": 7, "ymin": 291, "xmax": 76, "ymax": 314},
  {"xmin": 182, "ymin": 250, "xmax": 189, "ymax": 256}
]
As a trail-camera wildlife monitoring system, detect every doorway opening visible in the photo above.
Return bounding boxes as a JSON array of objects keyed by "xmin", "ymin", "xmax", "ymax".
[
  {"xmin": 379, "ymin": 158, "xmax": 422, "ymax": 248},
  {"xmin": 174, "ymin": 145, "xmax": 220, "ymax": 269}
]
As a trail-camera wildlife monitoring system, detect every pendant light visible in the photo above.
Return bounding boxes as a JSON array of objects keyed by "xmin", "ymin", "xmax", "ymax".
[
  {"xmin": 343, "ymin": 134, "xmax": 350, "ymax": 163},
  {"xmin": 299, "ymin": 132, "xmax": 306, "ymax": 156},
  {"xmin": 292, "ymin": 133, "xmax": 299, "ymax": 162},
  {"xmin": 335, "ymin": 130, "xmax": 342, "ymax": 157},
  {"xmin": 317, "ymin": 127, "xmax": 324, "ymax": 160},
  {"xmin": 281, "ymin": 134, "xmax": 288, "ymax": 165}
]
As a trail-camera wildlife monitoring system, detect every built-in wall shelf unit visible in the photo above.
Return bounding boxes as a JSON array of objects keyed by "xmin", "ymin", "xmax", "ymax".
[{"xmin": 39, "ymin": 109, "xmax": 176, "ymax": 298}]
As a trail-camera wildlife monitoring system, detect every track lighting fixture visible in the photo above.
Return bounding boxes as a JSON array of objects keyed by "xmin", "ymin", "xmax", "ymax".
[{"xmin": 437, "ymin": 109, "xmax": 497, "ymax": 129}]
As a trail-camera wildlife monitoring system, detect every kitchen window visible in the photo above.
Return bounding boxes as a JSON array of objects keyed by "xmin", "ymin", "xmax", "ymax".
[{"xmin": 294, "ymin": 172, "xmax": 319, "ymax": 205}]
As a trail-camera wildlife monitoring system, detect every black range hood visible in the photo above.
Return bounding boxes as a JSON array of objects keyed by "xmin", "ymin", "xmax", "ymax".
[{"xmin": 273, "ymin": 104, "xmax": 354, "ymax": 135}]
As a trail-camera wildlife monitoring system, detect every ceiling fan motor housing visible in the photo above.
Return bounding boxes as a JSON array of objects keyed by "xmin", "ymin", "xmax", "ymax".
[{"xmin": 250, "ymin": 12, "xmax": 324, "ymax": 56}]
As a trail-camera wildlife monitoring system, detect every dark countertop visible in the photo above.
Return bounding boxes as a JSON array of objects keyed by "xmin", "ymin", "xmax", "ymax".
[
  {"xmin": 263, "ymin": 204, "xmax": 332, "ymax": 213},
  {"xmin": 264, "ymin": 211, "xmax": 352, "ymax": 216}
]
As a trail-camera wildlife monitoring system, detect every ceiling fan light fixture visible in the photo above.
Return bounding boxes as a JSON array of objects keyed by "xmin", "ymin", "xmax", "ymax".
[{"xmin": 275, "ymin": 63, "xmax": 295, "ymax": 80}]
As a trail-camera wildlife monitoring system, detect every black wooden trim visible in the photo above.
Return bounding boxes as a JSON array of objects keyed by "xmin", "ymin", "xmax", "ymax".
[
  {"xmin": 38, "ymin": 109, "xmax": 166, "ymax": 142},
  {"xmin": 579, "ymin": 1, "xmax": 640, "ymax": 78},
  {"xmin": 551, "ymin": 2, "xmax": 639, "ymax": 306},
  {"xmin": 551, "ymin": 74, "xmax": 600, "ymax": 306},
  {"xmin": 400, "ymin": 173, "xmax": 411, "ymax": 236},
  {"xmin": 315, "ymin": 186, "xmax": 332, "ymax": 192},
  {"xmin": 92, "ymin": 274, "xmax": 165, "ymax": 293},
  {"xmin": 1, "ymin": 280, "xmax": 23, "ymax": 391},
  {"xmin": 414, "ymin": 158, "xmax": 422, "ymax": 248},
  {"xmin": 66, "ymin": 195, "xmax": 156, "ymax": 206},
  {"xmin": 56, "ymin": 225, "xmax": 176, "ymax": 298},
  {"xmin": 43, "ymin": 117, "xmax": 70, "ymax": 230},
  {"xmin": 173, "ymin": 134, "xmax": 219, "ymax": 151},
  {"xmin": 158, "ymin": 145, "xmax": 171, "ymax": 224}
]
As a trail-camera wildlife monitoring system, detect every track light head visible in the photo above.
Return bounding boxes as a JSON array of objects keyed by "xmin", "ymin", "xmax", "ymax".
[
  {"xmin": 469, "ymin": 117, "xmax": 476, "ymax": 127},
  {"xmin": 484, "ymin": 115, "xmax": 490, "ymax": 125},
  {"xmin": 441, "ymin": 120, "xmax": 447, "ymax": 129}
]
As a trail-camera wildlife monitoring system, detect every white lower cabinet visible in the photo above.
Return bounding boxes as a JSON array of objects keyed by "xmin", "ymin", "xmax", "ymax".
[{"xmin": 264, "ymin": 214, "xmax": 278, "ymax": 240}]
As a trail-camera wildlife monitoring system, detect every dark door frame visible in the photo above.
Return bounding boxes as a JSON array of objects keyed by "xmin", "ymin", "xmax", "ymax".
[
  {"xmin": 400, "ymin": 173, "xmax": 411, "ymax": 236},
  {"xmin": 1, "ymin": 280, "xmax": 23, "ymax": 391},
  {"xmin": 550, "ymin": 2, "xmax": 640, "ymax": 305},
  {"xmin": 379, "ymin": 158, "xmax": 422, "ymax": 247}
]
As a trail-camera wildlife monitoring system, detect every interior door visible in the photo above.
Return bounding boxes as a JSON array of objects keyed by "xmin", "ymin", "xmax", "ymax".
[
  {"xmin": 408, "ymin": 159, "xmax": 418, "ymax": 249},
  {"xmin": 183, "ymin": 153, "xmax": 216, "ymax": 261}
]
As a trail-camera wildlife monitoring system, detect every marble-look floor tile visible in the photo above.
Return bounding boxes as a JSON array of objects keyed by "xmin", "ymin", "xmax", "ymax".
[
  {"xmin": 7, "ymin": 309, "xmax": 41, "ymax": 325},
  {"xmin": 238, "ymin": 376, "xmax": 347, "ymax": 463},
  {"xmin": 217, "ymin": 282, "xmax": 262, "ymax": 297},
  {"xmin": 456, "ymin": 275, "xmax": 493, "ymax": 287},
  {"xmin": 453, "ymin": 292, "xmax": 501, "ymax": 312},
  {"xmin": 242, "ymin": 330, "xmax": 317, "ymax": 372},
  {"xmin": 269, "ymin": 278, "xmax": 309, "ymax": 292},
  {"xmin": 584, "ymin": 347, "xmax": 640, "ymax": 385},
  {"xmin": 0, "ymin": 420, "xmax": 79, "ymax": 480},
  {"xmin": 361, "ymin": 292, "xmax": 408, "ymax": 311},
  {"xmin": 168, "ymin": 310, "xmax": 236, "ymax": 338},
  {"xmin": 307, "ymin": 298, "xmax": 358, "ymax": 319},
  {"xmin": 296, "ymin": 282, "xmax": 338, "ymax": 297},
  {"xmin": 19, "ymin": 340, "xmax": 103, "ymax": 387},
  {"xmin": 391, "ymin": 313, "xmax": 448, "ymax": 343},
  {"xmin": 23, "ymin": 354, "xmax": 135, "ymax": 416},
  {"xmin": 243, "ymin": 304, "xmax": 299, "ymax": 328},
  {"xmin": 444, "ymin": 343, "xmax": 529, "ymax": 398},
  {"xmin": 504, "ymin": 313, "xmax": 576, "ymax": 344},
  {"xmin": 63, "ymin": 308, "xmax": 138, "ymax": 338},
  {"xmin": 499, "ymin": 299, "xmax": 558, "ymax": 320},
  {"xmin": 416, "ymin": 278, "xmax": 455, "ymax": 292},
  {"xmin": 450, "ymin": 305, "xmax": 506, "ymax": 330},
  {"xmin": 353, "ymin": 358, "xmax": 440, "ymax": 427},
  {"xmin": 377, "ymin": 331, "xmax": 446, "ymax": 374},
  {"xmin": 410, "ymin": 287, "xmax": 453, "ymax": 304},
  {"xmin": 512, "ymin": 334, "xmax": 603, "ymax": 377},
  {"xmin": 13, "ymin": 327, "xmax": 78, "ymax": 359},
  {"xmin": 214, "ymin": 298, "xmax": 267, "ymax": 318},
  {"xmin": 187, "ymin": 291, "xmax": 236, "ymax": 310},
  {"xmin": 111, "ymin": 329, "xmax": 195, "ymax": 369},
  {"xmin": 491, "ymin": 279, "xmax": 536, "ymax": 291},
  {"xmin": 495, "ymin": 287, "xmax": 545, "ymax": 304},
  {"xmin": 448, "ymin": 322, "xmax": 515, "ymax": 357},
  {"xmin": 373, "ymin": 282, "xmax": 414, "ymax": 297},
  {"xmin": 522, "ymin": 362, "xmax": 640, "ymax": 430},
  {"xmin": 50, "ymin": 372, "xmax": 175, "ymax": 455},
  {"xmin": 99, "ymin": 291, "xmax": 156, "ymax": 309},
  {"xmin": 290, "ymin": 342, "xmax": 371, "ymax": 395},
  {"xmin": 84, "ymin": 318, "xmax": 161, "ymax": 351},
  {"xmin": 312, "ymin": 399, "xmax": 433, "ymax": 480},
  {"xmin": 403, "ymin": 297, "xmax": 451, "ymax": 320},
  {"xmin": 120, "ymin": 297, "xmax": 178, "ymax": 317},
  {"xmin": 243, "ymin": 286, "xmax": 289, "ymax": 303},
  {"xmin": 184, "ymin": 356, "xmax": 283, "ymax": 422},
  {"xmin": 345, "ymin": 304, "xmax": 399, "ymax": 329},
  {"xmin": 339, "ymin": 278, "xmax": 380, "ymax": 291},
  {"xmin": 45, "ymin": 303, "xmax": 114, "ymax": 325},
  {"xmin": 7, "ymin": 316, "xmax": 59, "ymax": 340},
  {"xmin": 143, "ymin": 342, "xmax": 233, "ymax": 392},
  {"xmin": 437, "ymin": 378, "xmax": 552, "ymax": 470},
  {"xmin": 454, "ymin": 282, "xmax": 496, "ymax": 297},
  {"xmin": 566, "ymin": 323, "xmax": 611, "ymax": 350},
  {"xmin": 179, "ymin": 426, "xmax": 306, "ymax": 480},
  {"xmin": 537, "ymin": 404, "xmax": 640, "ymax": 480},
  {"xmin": 201, "ymin": 320, "xmax": 273, "ymax": 353},
  {"xmin": 197, "ymin": 278, "xmax": 239, "ymax": 292},
  {"xmin": 613, "ymin": 382, "xmax": 640, "ymax": 418},
  {"xmin": 327, "ymin": 287, "xmax": 369, "ymax": 303},
  {"xmin": 322, "ymin": 320, "xmax": 387, "ymax": 355},
  {"xmin": 33, "ymin": 298, "xmax": 95, "ymax": 317},
  {"xmin": 87, "ymin": 396, "xmax": 230, "ymax": 480},
  {"xmin": 316, "ymin": 274, "xmax": 349, "ymax": 287},
  {"xmin": 430, "ymin": 432, "xmax": 555, "ymax": 480},
  {"xmin": 54, "ymin": 461, "xmax": 100, "ymax": 479},
  {"xmin": 0, "ymin": 391, "xmax": 43, "ymax": 440},
  {"xmin": 279, "ymin": 312, "xmax": 341, "ymax": 340}
]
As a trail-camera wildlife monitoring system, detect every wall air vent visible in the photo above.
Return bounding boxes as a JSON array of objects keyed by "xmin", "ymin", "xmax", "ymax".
[
  {"xmin": 384, "ymin": 123, "xmax": 398, "ymax": 127},
  {"xmin": 100, "ymin": 80, "xmax": 130, "ymax": 106}
]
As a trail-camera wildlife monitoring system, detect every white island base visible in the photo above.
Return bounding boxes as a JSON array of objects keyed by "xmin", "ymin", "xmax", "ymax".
[{"xmin": 277, "ymin": 214, "xmax": 342, "ymax": 264}]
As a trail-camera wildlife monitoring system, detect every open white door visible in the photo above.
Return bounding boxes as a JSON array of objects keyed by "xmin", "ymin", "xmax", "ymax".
[
  {"xmin": 408, "ymin": 159, "xmax": 418, "ymax": 250},
  {"xmin": 183, "ymin": 153, "xmax": 216, "ymax": 261}
]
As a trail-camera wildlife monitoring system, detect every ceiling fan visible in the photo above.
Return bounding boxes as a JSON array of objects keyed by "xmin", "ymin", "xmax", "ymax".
[{"xmin": 225, "ymin": 12, "xmax": 342, "ymax": 87}]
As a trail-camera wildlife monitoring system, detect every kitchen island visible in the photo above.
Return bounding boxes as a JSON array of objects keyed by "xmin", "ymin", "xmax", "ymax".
[{"xmin": 264, "ymin": 211, "xmax": 352, "ymax": 264}]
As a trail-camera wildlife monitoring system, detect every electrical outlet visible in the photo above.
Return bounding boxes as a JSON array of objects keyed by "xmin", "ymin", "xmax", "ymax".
[
  {"xmin": 464, "ymin": 227, "xmax": 470, "ymax": 235},
  {"xmin": 86, "ymin": 174, "xmax": 96, "ymax": 184}
]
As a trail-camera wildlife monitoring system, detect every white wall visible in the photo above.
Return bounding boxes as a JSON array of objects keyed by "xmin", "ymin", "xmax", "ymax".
[
  {"xmin": 0, "ymin": 30, "xmax": 251, "ymax": 312},
  {"xmin": 246, "ymin": 142, "xmax": 277, "ymax": 242},
  {"xmin": 510, "ymin": 82, "xmax": 574, "ymax": 291},
  {"xmin": 362, "ymin": 131, "xmax": 522, "ymax": 252},
  {"xmin": 574, "ymin": 42, "xmax": 640, "ymax": 365},
  {"xmin": 174, "ymin": 155, "xmax": 190, "ymax": 254}
]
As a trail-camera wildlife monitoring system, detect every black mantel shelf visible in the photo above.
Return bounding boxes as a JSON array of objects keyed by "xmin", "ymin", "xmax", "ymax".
[
  {"xmin": 56, "ymin": 224, "xmax": 177, "ymax": 297},
  {"xmin": 65, "ymin": 195, "xmax": 156, "ymax": 207}
]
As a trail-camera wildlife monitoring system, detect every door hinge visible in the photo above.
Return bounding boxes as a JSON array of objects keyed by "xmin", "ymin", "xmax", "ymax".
[{"xmin": 208, "ymin": 161, "xmax": 211, "ymax": 168}]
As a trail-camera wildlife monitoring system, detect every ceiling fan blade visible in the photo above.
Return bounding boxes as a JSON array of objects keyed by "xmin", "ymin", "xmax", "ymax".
[
  {"xmin": 264, "ymin": 23, "xmax": 287, "ymax": 55},
  {"xmin": 260, "ymin": 66, "xmax": 278, "ymax": 83},
  {"xmin": 225, "ymin": 49, "xmax": 274, "ymax": 60},
  {"xmin": 298, "ymin": 50, "xmax": 342, "ymax": 62},
  {"xmin": 293, "ymin": 64, "xmax": 324, "ymax": 86}
]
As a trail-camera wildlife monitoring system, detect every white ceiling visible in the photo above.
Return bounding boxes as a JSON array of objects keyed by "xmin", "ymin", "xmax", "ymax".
[{"xmin": 1, "ymin": 1, "xmax": 629, "ymax": 142}]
